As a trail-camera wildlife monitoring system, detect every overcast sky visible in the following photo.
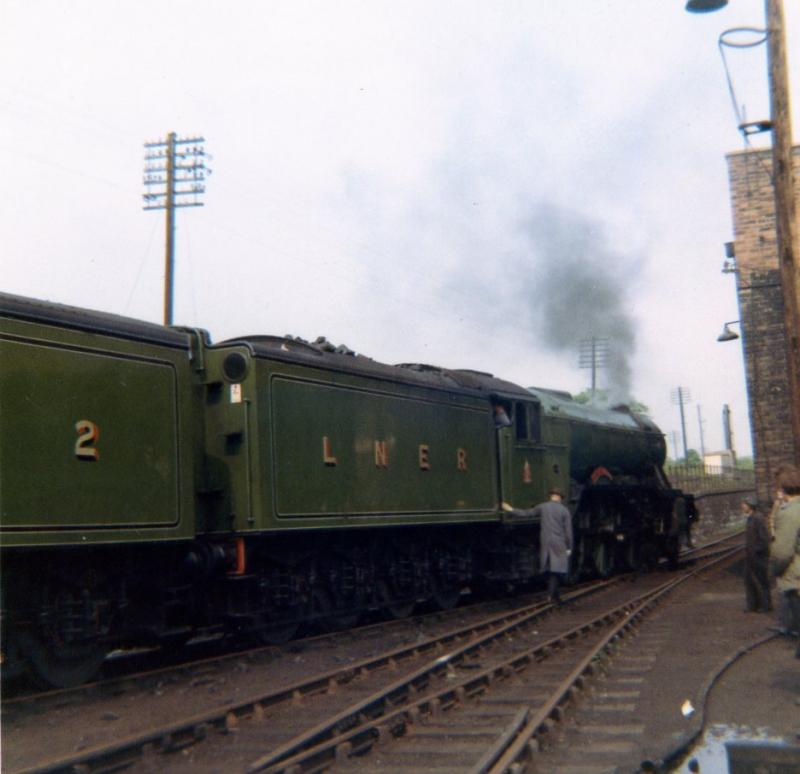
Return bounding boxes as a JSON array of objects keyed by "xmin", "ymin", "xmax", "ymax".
[{"xmin": 3, "ymin": 1, "xmax": 799, "ymax": 458}]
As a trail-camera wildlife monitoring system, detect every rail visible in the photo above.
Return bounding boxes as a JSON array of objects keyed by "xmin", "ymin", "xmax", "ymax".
[{"xmin": 5, "ymin": 535, "xmax": 743, "ymax": 774}]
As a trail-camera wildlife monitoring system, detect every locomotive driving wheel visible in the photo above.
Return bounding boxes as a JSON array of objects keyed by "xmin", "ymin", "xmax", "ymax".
[
  {"xmin": 591, "ymin": 537, "xmax": 615, "ymax": 578},
  {"xmin": 565, "ymin": 536, "xmax": 585, "ymax": 585},
  {"xmin": 666, "ymin": 535, "xmax": 681, "ymax": 570}
]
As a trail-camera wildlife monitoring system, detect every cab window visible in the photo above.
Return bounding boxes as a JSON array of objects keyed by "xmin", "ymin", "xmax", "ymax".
[
  {"xmin": 515, "ymin": 403, "xmax": 528, "ymax": 440},
  {"xmin": 529, "ymin": 402, "xmax": 541, "ymax": 443}
]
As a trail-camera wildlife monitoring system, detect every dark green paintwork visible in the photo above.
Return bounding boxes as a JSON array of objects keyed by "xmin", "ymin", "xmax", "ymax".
[
  {"xmin": 527, "ymin": 387, "xmax": 667, "ymax": 480},
  {"xmin": 269, "ymin": 375, "xmax": 496, "ymax": 518},
  {"xmin": 1, "ymin": 293, "xmax": 673, "ymax": 548},
  {"xmin": 499, "ymin": 409, "xmax": 570, "ymax": 508},
  {"xmin": 0, "ymin": 313, "xmax": 200, "ymax": 546},
  {"xmin": 201, "ymin": 345, "xmax": 504, "ymax": 532}
]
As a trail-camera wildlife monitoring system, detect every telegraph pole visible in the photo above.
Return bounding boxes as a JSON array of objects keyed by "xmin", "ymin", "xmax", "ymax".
[
  {"xmin": 143, "ymin": 133, "xmax": 208, "ymax": 326},
  {"xmin": 697, "ymin": 404, "xmax": 706, "ymax": 457},
  {"xmin": 765, "ymin": 0, "xmax": 800, "ymax": 465},
  {"xmin": 671, "ymin": 387, "xmax": 692, "ymax": 461},
  {"xmin": 579, "ymin": 336, "xmax": 609, "ymax": 401}
]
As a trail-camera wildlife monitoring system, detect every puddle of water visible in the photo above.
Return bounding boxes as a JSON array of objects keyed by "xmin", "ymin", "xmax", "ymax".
[{"xmin": 671, "ymin": 724, "xmax": 791, "ymax": 773}]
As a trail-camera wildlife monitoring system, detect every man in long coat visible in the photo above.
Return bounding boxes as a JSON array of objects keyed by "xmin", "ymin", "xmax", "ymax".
[
  {"xmin": 742, "ymin": 496, "xmax": 771, "ymax": 613},
  {"xmin": 771, "ymin": 469, "xmax": 800, "ymax": 655},
  {"xmin": 503, "ymin": 487, "xmax": 573, "ymax": 604}
]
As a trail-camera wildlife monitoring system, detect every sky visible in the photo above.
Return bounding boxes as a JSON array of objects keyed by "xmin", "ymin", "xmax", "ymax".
[{"xmin": 2, "ymin": 0, "xmax": 799, "ymax": 459}]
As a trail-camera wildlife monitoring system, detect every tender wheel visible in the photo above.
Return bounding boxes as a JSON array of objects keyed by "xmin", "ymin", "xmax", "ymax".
[
  {"xmin": 430, "ymin": 545, "xmax": 468, "ymax": 610},
  {"xmin": 379, "ymin": 581, "xmax": 415, "ymax": 618},
  {"xmin": 0, "ymin": 630, "xmax": 26, "ymax": 681},
  {"xmin": 159, "ymin": 630, "xmax": 194, "ymax": 652},
  {"xmin": 386, "ymin": 600, "xmax": 416, "ymax": 619},
  {"xmin": 329, "ymin": 607, "xmax": 360, "ymax": 629},
  {"xmin": 309, "ymin": 586, "xmax": 335, "ymax": 632},
  {"xmin": 258, "ymin": 621, "xmax": 299, "ymax": 645},
  {"xmin": 19, "ymin": 630, "xmax": 106, "ymax": 689},
  {"xmin": 431, "ymin": 585, "xmax": 461, "ymax": 611}
]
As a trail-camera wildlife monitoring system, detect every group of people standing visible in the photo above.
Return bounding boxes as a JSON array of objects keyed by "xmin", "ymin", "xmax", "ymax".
[{"xmin": 743, "ymin": 467, "xmax": 800, "ymax": 658}]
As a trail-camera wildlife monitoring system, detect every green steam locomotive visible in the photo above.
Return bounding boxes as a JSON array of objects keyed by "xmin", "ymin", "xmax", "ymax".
[{"xmin": 0, "ymin": 293, "xmax": 691, "ymax": 686}]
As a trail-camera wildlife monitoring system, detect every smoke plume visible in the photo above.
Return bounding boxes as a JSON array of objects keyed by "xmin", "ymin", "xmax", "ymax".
[{"xmin": 515, "ymin": 203, "xmax": 638, "ymax": 402}]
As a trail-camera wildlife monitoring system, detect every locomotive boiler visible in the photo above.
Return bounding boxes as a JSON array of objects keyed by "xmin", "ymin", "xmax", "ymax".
[{"xmin": 0, "ymin": 292, "xmax": 690, "ymax": 687}]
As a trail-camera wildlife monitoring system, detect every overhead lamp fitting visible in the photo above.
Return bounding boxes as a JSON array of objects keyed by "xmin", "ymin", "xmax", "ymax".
[
  {"xmin": 717, "ymin": 321, "xmax": 741, "ymax": 342},
  {"xmin": 685, "ymin": 0, "xmax": 728, "ymax": 12}
]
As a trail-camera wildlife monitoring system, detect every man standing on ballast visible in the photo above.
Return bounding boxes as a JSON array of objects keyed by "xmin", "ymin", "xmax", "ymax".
[{"xmin": 503, "ymin": 488, "xmax": 573, "ymax": 604}]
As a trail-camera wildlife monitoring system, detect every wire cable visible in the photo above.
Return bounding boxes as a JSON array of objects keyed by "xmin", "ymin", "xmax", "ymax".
[{"xmin": 124, "ymin": 217, "xmax": 158, "ymax": 314}]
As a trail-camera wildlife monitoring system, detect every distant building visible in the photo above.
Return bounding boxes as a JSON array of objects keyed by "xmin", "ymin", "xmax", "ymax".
[
  {"xmin": 725, "ymin": 145, "xmax": 800, "ymax": 501},
  {"xmin": 704, "ymin": 450, "xmax": 735, "ymax": 474}
]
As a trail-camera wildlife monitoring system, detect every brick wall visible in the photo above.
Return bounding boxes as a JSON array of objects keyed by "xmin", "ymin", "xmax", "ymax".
[
  {"xmin": 692, "ymin": 489, "xmax": 751, "ymax": 544},
  {"xmin": 725, "ymin": 146, "xmax": 800, "ymax": 501}
]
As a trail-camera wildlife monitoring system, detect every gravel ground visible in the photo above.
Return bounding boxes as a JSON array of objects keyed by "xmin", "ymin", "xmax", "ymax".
[
  {"xmin": 529, "ymin": 555, "xmax": 798, "ymax": 773},
  {"xmin": 0, "ymin": 596, "xmax": 535, "ymax": 771},
  {"xmin": 8, "ymin": 540, "xmax": 790, "ymax": 774}
]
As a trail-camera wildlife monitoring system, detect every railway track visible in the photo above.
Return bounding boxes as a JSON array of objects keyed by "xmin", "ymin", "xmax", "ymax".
[
  {"xmin": 1, "ymin": 583, "xmax": 566, "ymax": 712},
  {"xmin": 2, "ymin": 530, "xmax": 740, "ymax": 709},
  {"xmin": 241, "ymin": 545, "xmax": 743, "ymax": 774},
  {"xmin": 2, "ymin": 532, "xmax": 742, "ymax": 773}
]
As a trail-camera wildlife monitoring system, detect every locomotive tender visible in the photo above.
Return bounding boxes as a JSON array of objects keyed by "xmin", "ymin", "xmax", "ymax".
[{"xmin": 0, "ymin": 292, "xmax": 690, "ymax": 686}]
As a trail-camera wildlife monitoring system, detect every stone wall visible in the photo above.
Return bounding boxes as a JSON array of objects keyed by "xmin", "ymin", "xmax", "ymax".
[{"xmin": 725, "ymin": 146, "xmax": 800, "ymax": 502}]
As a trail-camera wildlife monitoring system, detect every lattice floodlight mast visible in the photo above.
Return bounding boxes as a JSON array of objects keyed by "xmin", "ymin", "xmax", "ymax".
[{"xmin": 143, "ymin": 132, "xmax": 208, "ymax": 326}]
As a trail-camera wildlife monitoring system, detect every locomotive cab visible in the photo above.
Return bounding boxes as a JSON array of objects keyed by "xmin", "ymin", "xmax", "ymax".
[
  {"xmin": 493, "ymin": 395, "xmax": 569, "ymax": 512},
  {"xmin": 526, "ymin": 388, "xmax": 684, "ymax": 577}
]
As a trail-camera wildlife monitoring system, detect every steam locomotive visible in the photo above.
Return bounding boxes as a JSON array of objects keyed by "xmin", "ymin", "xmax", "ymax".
[{"xmin": 0, "ymin": 292, "xmax": 692, "ymax": 687}]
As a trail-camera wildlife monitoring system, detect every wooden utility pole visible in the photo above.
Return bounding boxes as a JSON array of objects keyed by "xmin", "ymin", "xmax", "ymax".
[
  {"xmin": 579, "ymin": 336, "xmax": 609, "ymax": 401},
  {"xmin": 164, "ymin": 132, "xmax": 177, "ymax": 327},
  {"xmin": 671, "ymin": 387, "xmax": 692, "ymax": 461},
  {"xmin": 697, "ymin": 404, "xmax": 706, "ymax": 457},
  {"xmin": 143, "ymin": 133, "xmax": 207, "ymax": 326},
  {"xmin": 765, "ymin": 0, "xmax": 800, "ymax": 466}
]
